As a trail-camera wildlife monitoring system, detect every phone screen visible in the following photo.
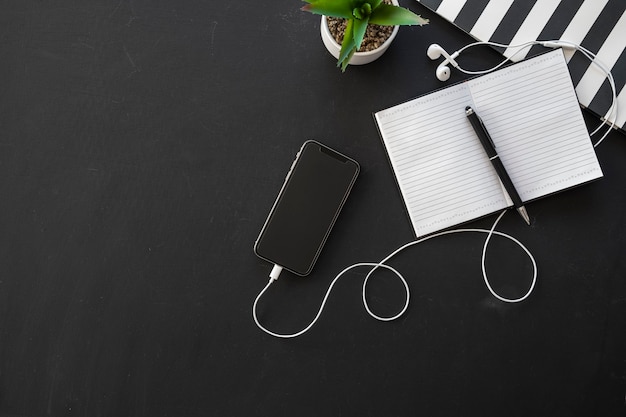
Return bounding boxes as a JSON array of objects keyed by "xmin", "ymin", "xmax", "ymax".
[{"xmin": 254, "ymin": 141, "xmax": 360, "ymax": 276}]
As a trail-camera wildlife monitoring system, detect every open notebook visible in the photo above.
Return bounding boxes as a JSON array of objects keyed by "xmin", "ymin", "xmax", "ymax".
[{"xmin": 374, "ymin": 49, "xmax": 603, "ymax": 237}]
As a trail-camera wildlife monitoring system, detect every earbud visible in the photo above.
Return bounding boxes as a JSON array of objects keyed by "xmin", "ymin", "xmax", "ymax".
[
  {"xmin": 427, "ymin": 44, "xmax": 460, "ymax": 81},
  {"xmin": 435, "ymin": 66, "xmax": 451, "ymax": 82},
  {"xmin": 426, "ymin": 43, "xmax": 446, "ymax": 60}
]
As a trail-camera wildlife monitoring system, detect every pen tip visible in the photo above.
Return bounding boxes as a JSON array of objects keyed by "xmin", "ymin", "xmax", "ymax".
[{"xmin": 517, "ymin": 206, "xmax": 531, "ymax": 225}]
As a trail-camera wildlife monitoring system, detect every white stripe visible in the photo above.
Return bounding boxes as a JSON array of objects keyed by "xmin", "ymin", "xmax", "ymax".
[
  {"xmin": 559, "ymin": 0, "xmax": 610, "ymax": 61},
  {"xmin": 469, "ymin": 0, "xmax": 515, "ymax": 41},
  {"xmin": 436, "ymin": 0, "xmax": 467, "ymax": 22},
  {"xmin": 575, "ymin": 10, "xmax": 626, "ymax": 108},
  {"xmin": 503, "ymin": 0, "xmax": 563, "ymax": 61}
]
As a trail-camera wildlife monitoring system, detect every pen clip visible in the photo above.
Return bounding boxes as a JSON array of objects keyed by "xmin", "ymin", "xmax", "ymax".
[
  {"xmin": 468, "ymin": 107, "xmax": 496, "ymax": 150},
  {"xmin": 478, "ymin": 116, "xmax": 496, "ymax": 150}
]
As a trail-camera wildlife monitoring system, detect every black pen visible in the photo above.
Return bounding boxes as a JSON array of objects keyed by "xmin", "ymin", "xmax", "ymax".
[{"xmin": 465, "ymin": 106, "xmax": 531, "ymax": 225}]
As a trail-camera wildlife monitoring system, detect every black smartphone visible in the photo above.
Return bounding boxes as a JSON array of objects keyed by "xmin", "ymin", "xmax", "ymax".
[{"xmin": 254, "ymin": 140, "xmax": 360, "ymax": 276}]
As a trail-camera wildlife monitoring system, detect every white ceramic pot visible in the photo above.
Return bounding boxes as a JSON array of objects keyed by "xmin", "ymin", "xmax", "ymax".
[{"xmin": 320, "ymin": 0, "xmax": 400, "ymax": 66}]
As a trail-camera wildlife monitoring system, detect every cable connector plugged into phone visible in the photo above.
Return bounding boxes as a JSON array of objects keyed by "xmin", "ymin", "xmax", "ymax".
[{"xmin": 269, "ymin": 264, "xmax": 283, "ymax": 283}]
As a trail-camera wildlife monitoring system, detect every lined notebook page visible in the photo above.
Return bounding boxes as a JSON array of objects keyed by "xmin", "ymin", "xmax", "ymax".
[
  {"xmin": 374, "ymin": 49, "xmax": 602, "ymax": 237},
  {"xmin": 468, "ymin": 50, "xmax": 603, "ymax": 202},
  {"xmin": 374, "ymin": 84, "xmax": 510, "ymax": 236}
]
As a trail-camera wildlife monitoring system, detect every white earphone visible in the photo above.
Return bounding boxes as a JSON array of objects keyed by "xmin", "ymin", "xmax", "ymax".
[
  {"xmin": 426, "ymin": 40, "xmax": 618, "ymax": 147},
  {"xmin": 426, "ymin": 43, "xmax": 459, "ymax": 81}
]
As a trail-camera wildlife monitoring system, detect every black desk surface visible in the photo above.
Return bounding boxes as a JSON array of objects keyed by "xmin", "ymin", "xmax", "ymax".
[{"xmin": 1, "ymin": 1, "xmax": 625, "ymax": 416}]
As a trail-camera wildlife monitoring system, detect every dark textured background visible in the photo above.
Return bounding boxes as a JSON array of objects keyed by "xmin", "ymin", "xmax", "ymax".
[{"xmin": 0, "ymin": 1, "xmax": 625, "ymax": 416}]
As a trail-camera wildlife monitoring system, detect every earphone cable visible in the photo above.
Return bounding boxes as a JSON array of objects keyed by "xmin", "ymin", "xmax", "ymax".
[
  {"xmin": 253, "ymin": 210, "xmax": 537, "ymax": 338},
  {"xmin": 445, "ymin": 40, "xmax": 617, "ymax": 147}
]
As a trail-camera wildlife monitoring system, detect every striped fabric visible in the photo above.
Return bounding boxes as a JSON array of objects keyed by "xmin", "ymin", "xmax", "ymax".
[{"xmin": 417, "ymin": 0, "xmax": 626, "ymax": 131}]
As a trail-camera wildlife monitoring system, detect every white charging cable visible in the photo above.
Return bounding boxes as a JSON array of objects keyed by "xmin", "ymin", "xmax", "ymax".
[{"xmin": 253, "ymin": 210, "xmax": 537, "ymax": 339}]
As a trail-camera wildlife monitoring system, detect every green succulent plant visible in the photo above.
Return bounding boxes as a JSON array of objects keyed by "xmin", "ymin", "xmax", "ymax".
[{"xmin": 302, "ymin": 0, "xmax": 428, "ymax": 71}]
